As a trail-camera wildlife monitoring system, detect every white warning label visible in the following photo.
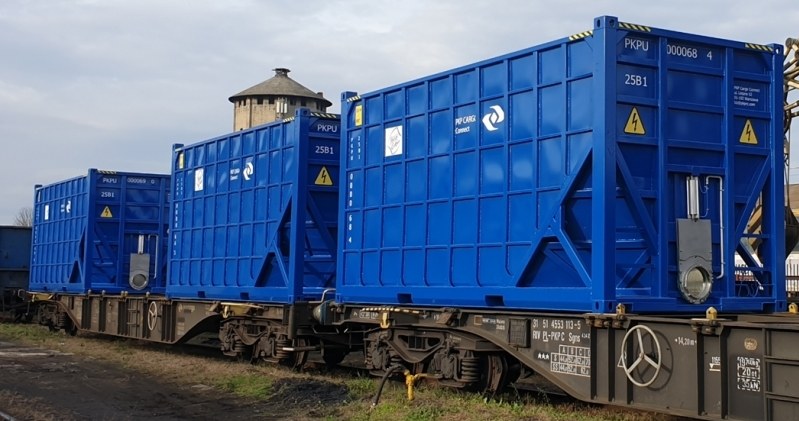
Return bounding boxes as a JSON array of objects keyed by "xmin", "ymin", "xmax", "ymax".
[
  {"xmin": 194, "ymin": 168, "xmax": 204, "ymax": 192},
  {"xmin": 384, "ymin": 125, "xmax": 403, "ymax": 157}
]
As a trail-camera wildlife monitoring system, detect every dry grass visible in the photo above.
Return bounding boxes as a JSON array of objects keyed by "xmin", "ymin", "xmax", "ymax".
[{"xmin": 0, "ymin": 324, "xmax": 679, "ymax": 421}]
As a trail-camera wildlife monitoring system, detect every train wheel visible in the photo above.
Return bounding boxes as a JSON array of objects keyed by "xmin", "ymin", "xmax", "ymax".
[
  {"xmin": 292, "ymin": 337, "xmax": 310, "ymax": 369},
  {"xmin": 277, "ymin": 337, "xmax": 309, "ymax": 370},
  {"xmin": 321, "ymin": 347, "xmax": 347, "ymax": 366},
  {"xmin": 482, "ymin": 354, "xmax": 510, "ymax": 395},
  {"xmin": 456, "ymin": 353, "xmax": 513, "ymax": 395}
]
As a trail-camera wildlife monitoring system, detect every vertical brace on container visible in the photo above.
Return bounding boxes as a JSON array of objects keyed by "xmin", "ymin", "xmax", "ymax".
[
  {"xmin": 704, "ymin": 176, "xmax": 725, "ymax": 279},
  {"xmin": 592, "ymin": 16, "xmax": 617, "ymax": 309},
  {"xmin": 289, "ymin": 110, "xmax": 310, "ymax": 301}
]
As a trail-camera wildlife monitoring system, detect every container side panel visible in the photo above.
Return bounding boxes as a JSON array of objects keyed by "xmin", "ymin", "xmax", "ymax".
[{"xmin": 167, "ymin": 110, "xmax": 340, "ymax": 303}]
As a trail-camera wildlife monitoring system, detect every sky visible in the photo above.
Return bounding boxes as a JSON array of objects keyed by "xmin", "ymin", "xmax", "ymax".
[{"xmin": 1, "ymin": 0, "xmax": 798, "ymax": 224}]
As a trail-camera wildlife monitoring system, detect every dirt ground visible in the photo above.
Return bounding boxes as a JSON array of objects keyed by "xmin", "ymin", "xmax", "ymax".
[{"xmin": 0, "ymin": 338, "xmax": 346, "ymax": 421}]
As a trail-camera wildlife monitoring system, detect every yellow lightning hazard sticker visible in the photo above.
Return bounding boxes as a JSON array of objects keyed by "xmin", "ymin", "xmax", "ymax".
[
  {"xmin": 100, "ymin": 206, "xmax": 113, "ymax": 218},
  {"xmin": 624, "ymin": 107, "xmax": 646, "ymax": 135},
  {"xmin": 740, "ymin": 119, "xmax": 758, "ymax": 144},
  {"xmin": 315, "ymin": 166, "xmax": 333, "ymax": 186}
]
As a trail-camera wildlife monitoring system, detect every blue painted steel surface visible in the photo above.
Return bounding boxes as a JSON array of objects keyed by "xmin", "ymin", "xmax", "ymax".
[
  {"xmin": 337, "ymin": 16, "xmax": 785, "ymax": 313},
  {"xmin": 167, "ymin": 109, "xmax": 340, "ymax": 303},
  {"xmin": 0, "ymin": 226, "xmax": 32, "ymax": 271},
  {"xmin": 0, "ymin": 226, "xmax": 32, "ymax": 293},
  {"xmin": 29, "ymin": 170, "xmax": 170, "ymax": 294}
]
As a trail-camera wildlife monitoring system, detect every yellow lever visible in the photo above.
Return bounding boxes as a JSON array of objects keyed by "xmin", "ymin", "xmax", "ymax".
[{"xmin": 404, "ymin": 370, "xmax": 429, "ymax": 401}]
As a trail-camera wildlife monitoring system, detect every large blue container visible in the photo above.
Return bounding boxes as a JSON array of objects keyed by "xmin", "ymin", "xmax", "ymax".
[
  {"xmin": 167, "ymin": 109, "xmax": 340, "ymax": 303},
  {"xmin": 0, "ymin": 226, "xmax": 32, "ymax": 294},
  {"xmin": 29, "ymin": 170, "xmax": 171, "ymax": 294},
  {"xmin": 337, "ymin": 16, "xmax": 785, "ymax": 313}
]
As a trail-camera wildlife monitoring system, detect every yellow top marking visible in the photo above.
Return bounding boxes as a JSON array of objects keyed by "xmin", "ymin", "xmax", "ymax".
[
  {"xmin": 624, "ymin": 107, "xmax": 646, "ymax": 135},
  {"xmin": 354, "ymin": 104, "xmax": 363, "ymax": 127},
  {"xmin": 745, "ymin": 43, "xmax": 773, "ymax": 52},
  {"xmin": 740, "ymin": 119, "xmax": 758, "ymax": 144},
  {"xmin": 568, "ymin": 30, "xmax": 593, "ymax": 41},
  {"xmin": 620, "ymin": 22, "xmax": 652, "ymax": 32},
  {"xmin": 100, "ymin": 206, "xmax": 113, "ymax": 218},
  {"xmin": 315, "ymin": 166, "xmax": 334, "ymax": 186}
]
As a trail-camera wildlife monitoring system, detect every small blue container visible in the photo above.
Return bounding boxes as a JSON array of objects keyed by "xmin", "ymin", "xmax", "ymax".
[
  {"xmin": 167, "ymin": 109, "xmax": 341, "ymax": 303},
  {"xmin": 336, "ymin": 16, "xmax": 785, "ymax": 313},
  {"xmin": 29, "ymin": 170, "xmax": 170, "ymax": 294},
  {"xmin": 0, "ymin": 226, "xmax": 32, "ymax": 271},
  {"xmin": 0, "ymin": 226, "xmax": 32, "ymax": 293}
]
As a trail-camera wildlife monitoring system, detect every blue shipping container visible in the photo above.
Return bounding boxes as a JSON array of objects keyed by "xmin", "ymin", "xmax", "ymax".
[
  {"xmin": 29, "ymin": 170, "xmax": 171, "ymax": 294},
  {"xmin": 0, "ymin": 226, "xmax": 32, "ymax": 293},
  {"xmin": 0, "ymin": 226, "xmax": 32, "ymax": 271},
  {"xmin": 167, "ymin": 109, "xmax": 340, "ymax": 303},
  {"xmin": 337, "ymin": 16, "xmax": 785, "ymax": 313}
]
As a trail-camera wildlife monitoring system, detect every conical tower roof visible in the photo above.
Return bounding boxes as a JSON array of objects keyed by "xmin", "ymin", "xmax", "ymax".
[{"xmin": 229, "ymin": 68, "xmax": 331, "ymax": 107}]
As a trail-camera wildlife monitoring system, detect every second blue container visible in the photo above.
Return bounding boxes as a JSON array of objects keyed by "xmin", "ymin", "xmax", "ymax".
[{"xmin": 167, "ymin": 109, "xmax": 341, "ymax": 303}]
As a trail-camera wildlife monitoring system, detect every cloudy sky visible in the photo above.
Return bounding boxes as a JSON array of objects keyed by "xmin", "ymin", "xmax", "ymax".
[{"xmin": 1, "ymin": 0, "xmax": 798, "ymax": 224}]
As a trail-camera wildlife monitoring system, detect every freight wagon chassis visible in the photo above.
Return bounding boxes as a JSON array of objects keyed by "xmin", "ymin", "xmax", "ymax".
[
  {"xmin": 30, "ymin": 293, "xmax": 357, "ymax": 368},
  {"xmin": 361, "ymin": 325, "xmax": 520, "ymax": 394},
  {"xmin": 322, "ymin": 302, "xmax": 799, "ymax": 420},
  {"xmin": 216, "ymin": 302, "xmax": 358, "ymax": 368},
  {"xmin": 32, "ymin": 293, "xmax": 222, "ymax": 342}
]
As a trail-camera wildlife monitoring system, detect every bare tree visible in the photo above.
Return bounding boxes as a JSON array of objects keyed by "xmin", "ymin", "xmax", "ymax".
[{"xmin": 13, "ymin": 207, "xmax": 33, "ymax": 227}]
